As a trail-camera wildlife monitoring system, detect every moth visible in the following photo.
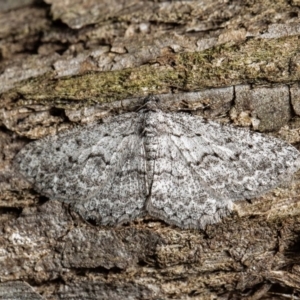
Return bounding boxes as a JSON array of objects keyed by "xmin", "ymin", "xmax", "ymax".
[{"xmin": 14, "ymin": 96, "xmax": 300, "ymax": 229}]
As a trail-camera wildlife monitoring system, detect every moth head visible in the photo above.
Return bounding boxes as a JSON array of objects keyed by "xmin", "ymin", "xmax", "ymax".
[{"xmin": 142, "ymin": 95, "xmax": 161, "ymax": 111}]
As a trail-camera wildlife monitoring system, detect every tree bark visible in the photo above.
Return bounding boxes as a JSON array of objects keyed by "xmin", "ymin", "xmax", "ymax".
[{"xmin": 1, "ymin": 0, "xmax": 300, "ymax": 299}]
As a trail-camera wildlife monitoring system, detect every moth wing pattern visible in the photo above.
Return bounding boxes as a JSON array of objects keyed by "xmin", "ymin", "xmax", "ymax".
[
  {"xmin": 147, "ymin": 111, "xmax": 300, "ymax": 228},
  {"xmin": 15, "ymin": 112, "xmax": 149, "ymax": 225}
]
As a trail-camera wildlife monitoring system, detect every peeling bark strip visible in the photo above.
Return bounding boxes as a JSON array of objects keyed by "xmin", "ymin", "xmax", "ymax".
[
  {"xmin": 2, "ymin": 0, "xmax": 300, "ymax": 299},
  {"xmin": 2, "ymin": 35, "xmax": 300, "ymax": 104},
  {"xmin": 1, "ymin": 84, "xmax": 299, "ymax": 140}
]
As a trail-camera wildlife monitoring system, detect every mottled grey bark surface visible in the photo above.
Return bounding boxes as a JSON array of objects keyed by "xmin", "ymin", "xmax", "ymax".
[{"xmin": 1, "ymin": 0, "xmax": 300, "ymax": 299}]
